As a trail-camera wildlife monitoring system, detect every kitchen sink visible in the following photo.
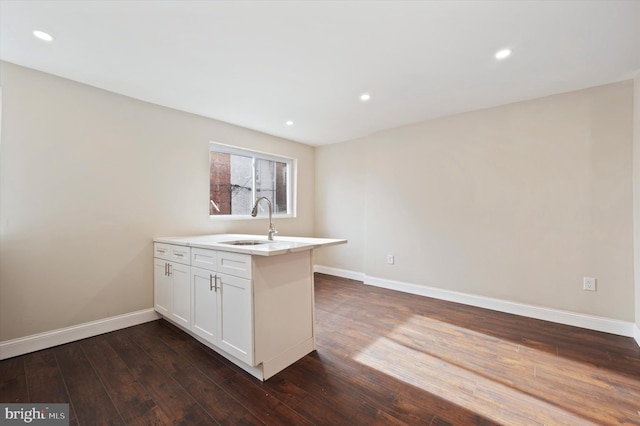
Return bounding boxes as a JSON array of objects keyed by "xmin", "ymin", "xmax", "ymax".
[{"xmin": 219, "ymin": 240, "xmax": 270, "ymax": 246}]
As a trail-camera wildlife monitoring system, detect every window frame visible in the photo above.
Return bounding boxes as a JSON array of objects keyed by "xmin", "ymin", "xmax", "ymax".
[{"xmin": 209, "ymin": 142, "xmax": 296, "ymax": 219}]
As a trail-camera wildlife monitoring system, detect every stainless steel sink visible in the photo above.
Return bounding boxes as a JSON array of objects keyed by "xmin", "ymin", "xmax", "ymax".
[{"xmin": 219, "ymin": 240, "xmax": 270, "ymax": 246}]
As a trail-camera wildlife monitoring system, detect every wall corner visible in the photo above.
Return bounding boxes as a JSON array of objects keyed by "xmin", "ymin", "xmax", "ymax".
[{"xmin": 633, "ymin": 71, "xmax": 640, "ymax": 336}]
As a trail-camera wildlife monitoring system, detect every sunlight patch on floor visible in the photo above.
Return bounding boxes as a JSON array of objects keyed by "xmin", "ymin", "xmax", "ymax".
[{"xmin": 353, "ymin": 314, "xmax": 640, "ymax": 425}]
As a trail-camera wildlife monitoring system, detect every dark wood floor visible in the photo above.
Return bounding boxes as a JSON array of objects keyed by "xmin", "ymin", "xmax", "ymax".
[{"xmin": 2, "ymin": 273, "xmax": 640, "ymax": 425}]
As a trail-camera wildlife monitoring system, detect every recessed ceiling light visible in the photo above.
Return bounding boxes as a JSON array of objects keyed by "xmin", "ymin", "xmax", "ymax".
[
  {"xmin": 495, "ymin": 49, "xmax": 512, "ymax": 60},
  {"xmin": 33, "ymin": 30, "xmax": 55, "ymax": 42},
  {"xmin": 360, "ymin": 93, "xmax": 371, "ymax": 102},
  {"xmin": 285, "ymin": 120, "xmax": 294, "ymax": 126}
]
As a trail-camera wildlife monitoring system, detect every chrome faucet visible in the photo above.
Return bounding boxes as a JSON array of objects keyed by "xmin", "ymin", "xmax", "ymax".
[{"xmin": 251, "ymin": 196, "xmax": 278, "ymax": 240}]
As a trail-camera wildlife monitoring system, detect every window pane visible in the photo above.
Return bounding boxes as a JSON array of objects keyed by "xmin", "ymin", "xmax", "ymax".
[
  {"xmin": 275, "ymin": 161, "xmax": 287, "ymax": 213},
  {"xmin": 255, "ymin": 159, "xmax": 288, "ymax": 214},
  {"xmin": 230, "ymin": 154, "xmax": 253, "ymax": 215},
  {"xmin": 209, "ymin": 151, "xmax": 231, "ymax": 215},
  {"xmin": 210, "ymin": 152, "xmax": 253, "ymax": 215}
]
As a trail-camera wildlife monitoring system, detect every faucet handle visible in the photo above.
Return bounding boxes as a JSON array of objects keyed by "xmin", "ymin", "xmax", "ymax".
[{"xmin": 268, "ymin": 224, "xmax": 278, "ymax": 240}]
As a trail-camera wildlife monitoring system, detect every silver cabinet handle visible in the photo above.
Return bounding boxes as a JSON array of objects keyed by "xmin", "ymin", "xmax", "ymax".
[
  {"xmin": 164, "ymin": 262, "xmax": 168, "ymax": 276},
  {"xmin": 210, "ymin": 274, "xmax": 219, "ymax": 292},
  {"xmin": 175, "ymin": 253, "xmax": 184, "ymax": 257},
  {"xmin": 168, "ymin": 263, "xmax": 172, "ymax": 276}
]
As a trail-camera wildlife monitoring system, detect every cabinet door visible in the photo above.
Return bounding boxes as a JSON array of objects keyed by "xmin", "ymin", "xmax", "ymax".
[
  {"xmin": 170, "ymin": 261, "xmax": 191, "ymax": 328},
  {"xmin": 153, "ymin": 258, "xmax": 171, "ymax": 316},
  {"xmin": 218, "ymin": 274, "xmax": 254, "ymax": 365},
  {"xmin": 191, "ymin": 267, "xmax": 218, "ymax": 344}
]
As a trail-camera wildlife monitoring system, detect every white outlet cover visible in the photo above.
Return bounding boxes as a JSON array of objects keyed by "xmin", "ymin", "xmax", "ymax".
[{"xmin": 583, "ymin": 277, "xmax": 596, "ymax": 291}]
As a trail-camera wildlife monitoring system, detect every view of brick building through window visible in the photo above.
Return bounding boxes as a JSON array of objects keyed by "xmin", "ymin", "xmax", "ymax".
[{"xmin": 210, "ymin": 151, "xmax": 288, "ymax": 215}]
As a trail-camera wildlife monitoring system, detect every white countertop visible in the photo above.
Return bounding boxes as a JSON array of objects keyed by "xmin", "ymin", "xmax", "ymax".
[{"xmin": 154, "ymin": 234, "xmax": 347, "ymax": 256}]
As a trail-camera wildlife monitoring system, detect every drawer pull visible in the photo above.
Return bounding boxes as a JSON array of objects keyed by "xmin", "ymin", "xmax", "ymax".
[{"xmin": 175, "ymin": 253, "xmax": 184, "ymax": 257}]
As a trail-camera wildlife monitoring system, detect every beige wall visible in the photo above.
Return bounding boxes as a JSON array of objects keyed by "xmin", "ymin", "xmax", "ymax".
[
  {"xmin": 0, "ymin": 62, "xmax": 315, "ymax": 341},
  {"xmin": 316, "ymin": 81, "xmax": 634, "ymax": 321},
  {"xmin": 314, "ymin": 136, "xmax": 366, "ymax": 272}
]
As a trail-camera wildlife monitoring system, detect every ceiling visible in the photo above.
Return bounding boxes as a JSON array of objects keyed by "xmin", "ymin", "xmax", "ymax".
[{"xmin": 1, "ymin": 1, "xmax": 639, "ymax": 146}]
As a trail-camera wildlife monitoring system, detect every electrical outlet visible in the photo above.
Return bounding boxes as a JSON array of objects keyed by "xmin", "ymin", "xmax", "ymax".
[
  {"xmin": 583, "ymin": 277, "xmax": 596, "ymax": 291},
  {"xmin": 387, "ymin": 255, "xmax": 394, "ymax": 265}
]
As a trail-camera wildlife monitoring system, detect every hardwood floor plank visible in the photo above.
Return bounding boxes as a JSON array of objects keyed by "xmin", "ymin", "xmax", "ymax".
[
  {"xmin": 123, "ymin": 324, "xmax": 264, "ymax": 425},
  {"xmin": 53, "ymin": 343, "xmax": 123, "ymax": 425},
  {"xmin": 253, "ymin": 373, "xmax": 309, "ymax": 409},
  {"xmin": 220, "ymin": 373, "xmax": 314, "ymax": 426},
  {"xmin": 0, "ymin": 356, "xmax": 28, "ymax": 403},
  {"xmin": 152, "ymin": 321, "xmax": 238, "ymax": 384},
  {"xmin": 316, "ymin": 342, "xmax": 498, "ymax": 425},
  {"xmin": 267, "ymin": 365, "xmax": 361, "ymax": 423},
  {"xmin": 23, "ymin": 350, "xmax": 70, "ymax": 403},
  {"xmin": 272, "ymin": 352, "xmax": 372, "ymax": 419},
  {"xmin": 104, "ymin": 331, "xmax": 215, "ymax": 425},
  {"xmin": 79, "ymin": 335, "xmax": 171, "ymax": 426},
  {"xmin": 287, "ymin": 391, "xmax": 355, "ymax": 425},
  {"xmin": 23, "ymin": 349, "xmax": 77, "ymax": 424}
]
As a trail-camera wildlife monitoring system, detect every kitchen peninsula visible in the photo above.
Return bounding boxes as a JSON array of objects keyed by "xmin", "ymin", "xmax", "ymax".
[{"xmin": 153, "ymin": 234, "xmax": 346, "ymax": 380}]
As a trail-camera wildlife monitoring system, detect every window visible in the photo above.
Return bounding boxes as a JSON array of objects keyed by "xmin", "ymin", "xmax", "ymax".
[{"xmin": 209, "ymin": 143, "xmax": 295, "ymax": 217}]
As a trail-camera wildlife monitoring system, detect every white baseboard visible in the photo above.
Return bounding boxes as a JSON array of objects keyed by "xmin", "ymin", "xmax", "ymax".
[
  {"xmin": 314, "ymin": 265, "xmax": 636, "ymax": 339},
  {"xmin": 0, "ymin": 308, "xmax": 160, "ymax": 360},
  {"xmin": 314, "ymin": 265, "xmax": 365, "ymax": 282},
  {"xmin": 364, "ymin": 275, "xmax": 635, "ymax": 337}
]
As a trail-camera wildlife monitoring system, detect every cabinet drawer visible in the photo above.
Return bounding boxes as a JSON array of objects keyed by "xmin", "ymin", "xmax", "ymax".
[
  {"xmin": 170, "ymin": 245, "xmax": 191, "ymax": 264},
  {"xmin": 154, "ymin": 243, "xmax": 172, "ymax": 260},
  {"xmin": 192, "ymin": 248, "xmax": 218, "ymax": 271},
  {"xmin": 154, "ymin": 243, "xmax": 190, "ymax": 265},
  {"xmin": 218, "ymin": 251, "xmax": 252, "ymax": 279}
]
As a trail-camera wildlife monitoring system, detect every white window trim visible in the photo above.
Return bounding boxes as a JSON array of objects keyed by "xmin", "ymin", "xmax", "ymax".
[{"xmin": 209, "ymin": 142, "xmax": 297, "ymax": 219}]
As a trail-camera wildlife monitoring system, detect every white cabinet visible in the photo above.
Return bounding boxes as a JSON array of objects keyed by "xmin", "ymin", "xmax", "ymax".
[
  {"xmin": 154, "ymin": 243, "xmax": 191, "ymax": 329},
  {"xmin": 154, "ymin": 240, "xmax": 315, "ymax": 381},
  {"xmin": 190, "ymin": 248, "xmax": 254, "ymax": 365}
]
